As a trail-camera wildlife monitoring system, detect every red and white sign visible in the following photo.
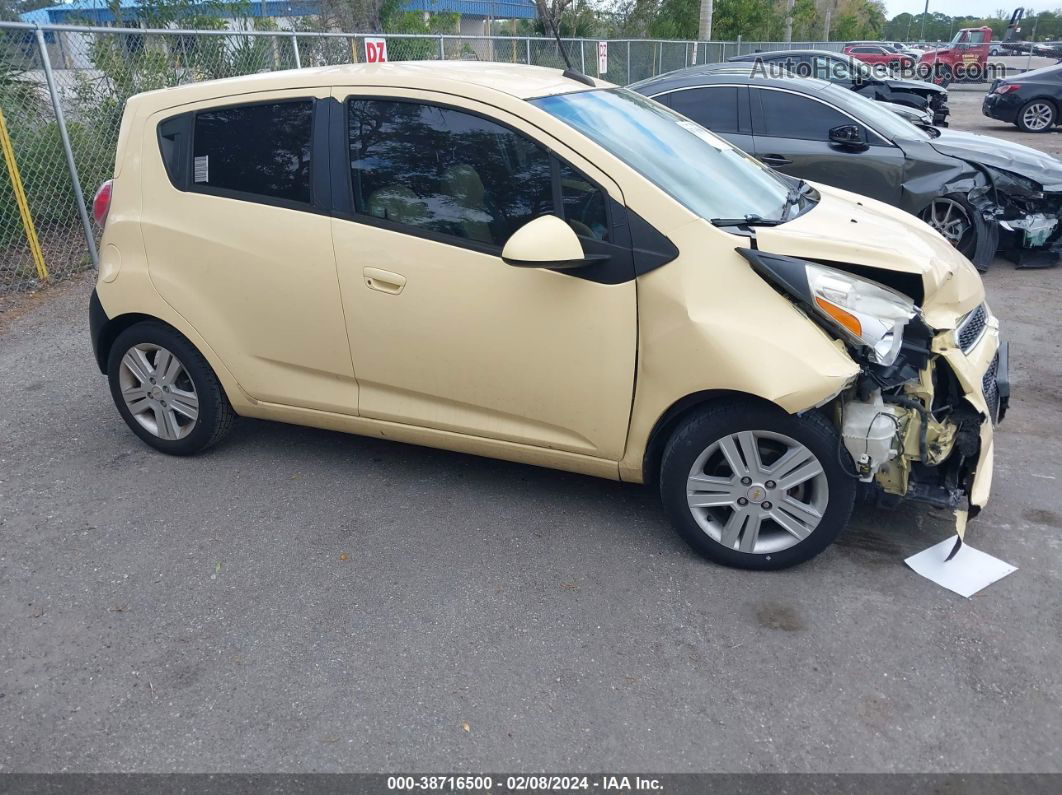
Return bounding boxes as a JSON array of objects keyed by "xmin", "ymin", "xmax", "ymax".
[
  {"xmin": 365, "ymin": 37, "xmax": 388, "ymax": 63},
  {"xmin": 597, "ymin": 41, "xmax": 607, "ymax": 75}
]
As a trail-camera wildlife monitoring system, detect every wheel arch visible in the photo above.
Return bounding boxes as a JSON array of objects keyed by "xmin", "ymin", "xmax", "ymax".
[
  {"xmin": 92, "ymin": 310, "xmax": 165, "ymax": 373},
  {"xmin": 641, "ymin": 390, "xmax": 784, "ymax": 487}
]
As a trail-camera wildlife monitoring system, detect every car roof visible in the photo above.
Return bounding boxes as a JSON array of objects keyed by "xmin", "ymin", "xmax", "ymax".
[
  {"xmin": 631, "ymin": 66, "xmax": 832, "ymax": 96},
  {"xmin": 128, "ymin": 61, "xmax": 607, "ymax": 112},
  {"xmin": 728, "ymin": 49, "xmax": 848, "ymax": 60}
]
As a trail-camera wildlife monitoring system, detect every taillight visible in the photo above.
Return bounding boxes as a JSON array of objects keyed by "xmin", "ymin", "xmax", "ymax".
[
  {"xmin": 995, "ymin": 83, "xmax": 1021, "ymax": 95},
  {"xmin": 92, "ymin": 179, "xmax": 113, "ymax": 226}
]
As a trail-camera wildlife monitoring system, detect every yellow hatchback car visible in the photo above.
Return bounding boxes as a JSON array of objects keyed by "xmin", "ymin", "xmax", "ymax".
[{"xmin": 89, "ymin": 62, "xmax": 1007, "ymax": 569}]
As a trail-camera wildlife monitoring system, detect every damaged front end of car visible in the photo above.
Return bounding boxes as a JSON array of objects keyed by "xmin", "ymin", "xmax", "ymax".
[
  {"xmin": 967, "ymin": 166, "xmax": 1062, "ymax": 269},
  {"xmin": 924, "ymin": 131, "xmax": 1062, "ymax": 269},
  {"xmin": 738, "ymin": 249, "xmax": 1008, "ymax": 546}
]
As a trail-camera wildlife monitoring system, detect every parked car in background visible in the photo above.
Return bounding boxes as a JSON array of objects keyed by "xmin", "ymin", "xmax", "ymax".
[
  {"xmin": 728, "ymin": 49, "xmax": 950, "ymax": 125},
  {"xmin": 90, "ymin": 62, "xmax": 1006, "ymax": 569},
  {"xmin": 843, "ymin": 43, "xmax": 915, "ymax": 69},
  {"xmin": 918, "ymin": 26, "xmax": 993, "ymax": 84},
  {"xmin": 882, "ymin": 101, "xmax": 933, "ymax": 126},
  {"xmin": 984, "ymin": 63, "xmax": 1062, "ymax": 132},
  {"xmin": 632, "ymin": 65, "xmax": 1062, "ymax": 269}
]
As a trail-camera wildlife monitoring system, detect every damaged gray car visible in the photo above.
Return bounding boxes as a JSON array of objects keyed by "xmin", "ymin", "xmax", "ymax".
[{"xmin": 631, "ymin": 67, "xmax": 1062, "ymax": 269}]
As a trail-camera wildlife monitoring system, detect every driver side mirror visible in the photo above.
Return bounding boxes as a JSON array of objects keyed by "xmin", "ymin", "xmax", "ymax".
[
  {"xmin": 502, "ymin": 214, "xmax": 606, "ymax": 270},
  {"xmin": 828, "ymin": 123, "xmax": 869, "ymax": 151}
]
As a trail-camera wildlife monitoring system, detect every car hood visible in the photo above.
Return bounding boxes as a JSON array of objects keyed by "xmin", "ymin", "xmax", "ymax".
[
  {"xmin": 928, "ymin": 128, "xmax": 1062, "ymax": 190},
  {"xmin": 881, "ymin": 76, "xmax": 945, "ymax": 95},
  {"xmin": 754, "ymin": 184, "xmax": 984, "ymax": 329}
]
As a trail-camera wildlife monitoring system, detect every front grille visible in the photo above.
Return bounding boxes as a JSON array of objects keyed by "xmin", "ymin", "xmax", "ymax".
[
  {"xmin": 983, "ymin": 352, "xmax": 1001, "ymax": 423},
  {"xmin": 956, "ymin": 303, "xmax": 988, "ymax": 353}
]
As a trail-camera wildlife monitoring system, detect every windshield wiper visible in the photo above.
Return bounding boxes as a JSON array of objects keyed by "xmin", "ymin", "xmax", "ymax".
[{"xmin": 710, "ymin": 214, "xmax": 785, "ymax": 227}]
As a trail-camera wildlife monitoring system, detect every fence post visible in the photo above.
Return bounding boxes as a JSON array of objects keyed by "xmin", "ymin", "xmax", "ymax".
[
  {"xmin": 439, "ymin": 34, "xmax": 445, "ymax": 60},
  {"xmin": 626, "ymin": 40, "xmax": 631, "ymax": 84},
  {"xmin": 720, "ymin": 41, "xmax": 725, "ymax": 62},
  {"xmin": 291, "ymin": 32, "xmax": 301, "ymax": 68},
  {"xmin": 579, "ymin": 39, "xmax": 585, "ymax": 73},
  {"xmin": 526, "ymin": 37, "xmax": 531, "ymax": 65},
  {"xmin": 0, "ymin": 107, "xmax": 48, "ymax": 282},
  {"xmin": 35, "ymin": 25, "xmax": 97, "ymax": 269}
]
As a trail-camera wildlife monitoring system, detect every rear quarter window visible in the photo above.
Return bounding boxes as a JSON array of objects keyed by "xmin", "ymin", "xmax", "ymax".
[{"xmin": 189, "ymin": 99, "xmax": 314, "ymax": 204}]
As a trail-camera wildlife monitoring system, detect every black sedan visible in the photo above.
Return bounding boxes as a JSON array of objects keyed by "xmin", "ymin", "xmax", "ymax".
[
  {"xmin": 727, "ymin": 49, "xmax": 950, "ymax": 126},
  {"xmin": 631, "ymin": 65, "xmax": 1062, "ymax": 269},
  {"xmin": 983, "ymin": 64, "xmax": 1062, "ymax": 132}
]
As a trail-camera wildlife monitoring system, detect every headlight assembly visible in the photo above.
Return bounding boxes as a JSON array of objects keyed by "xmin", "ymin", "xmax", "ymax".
[
  {"xmin": 804, "ymin": 263, "xmax": 917, "ymax": 365},
  {"xmin": 738, "ymin": 250, "xmax": 919, "ymax": 367}
]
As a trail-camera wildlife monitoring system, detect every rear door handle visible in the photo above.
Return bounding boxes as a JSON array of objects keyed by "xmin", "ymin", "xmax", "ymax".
[
  {"xmin": 760, "ymin": 154, "xmax": 793, "ymax": 167},
  {"xmin": 363, "ymin": 267, "xmax": 406, "ymax": 295}
]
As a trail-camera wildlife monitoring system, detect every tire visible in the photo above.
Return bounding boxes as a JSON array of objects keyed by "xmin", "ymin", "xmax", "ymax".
[
  {"xmin": 933, "ymin": 65, "xmax": 952, "ymax": 87},
  {"xmin": 1015, "ymin": 98, "xmax": 1056, "ymax": 132},
  {"xmin": 919, "ymin": 193, "xmax": 998, "ymax": 271},
  {"xmin": 107, "ymin": 321, "xmax": 235, "ymax": 456},
  {"xmin": 659, "ymin": 402, "xmax": 856, "ymax": 570}
]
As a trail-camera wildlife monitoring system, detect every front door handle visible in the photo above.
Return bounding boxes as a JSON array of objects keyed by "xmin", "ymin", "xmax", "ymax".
[
  {"xmin": 760, "ymin": 154, "xmax": 793, "ymax": 167},
  {"xmin": 364, "ymin": 267, "xmax": 406, "ymax": 295}
]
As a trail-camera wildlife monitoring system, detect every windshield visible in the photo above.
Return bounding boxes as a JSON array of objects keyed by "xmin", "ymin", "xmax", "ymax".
[
  {"xmin": 819, "ymin": 82, "xmax": 932, "ymax": 142},
  {"xmin": 531, "ymin": 88, "xmax": 793, "ymax": 222}
]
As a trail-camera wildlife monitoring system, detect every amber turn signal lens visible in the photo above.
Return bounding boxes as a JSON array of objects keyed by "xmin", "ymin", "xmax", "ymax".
[{"xmin": 814, "ymin": 296, "xmax": 863, "ymax": 337}]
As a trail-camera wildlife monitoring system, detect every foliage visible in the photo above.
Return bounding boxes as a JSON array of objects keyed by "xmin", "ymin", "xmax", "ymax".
[
  {"xmin": 883, "ymin": 10, "xmax": 1062, "ymax": 44},
  {"xmin": 628, "ymin": 0, "xmax": 886, "ymax": 41}
]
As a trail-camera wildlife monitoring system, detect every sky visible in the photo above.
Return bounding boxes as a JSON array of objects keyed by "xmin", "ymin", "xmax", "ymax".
[{"xmin": 884, "ymin": 0, "xmax": 1017, "ymax": 19}]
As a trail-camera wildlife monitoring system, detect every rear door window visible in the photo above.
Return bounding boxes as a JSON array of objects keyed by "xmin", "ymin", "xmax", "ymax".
[
  {"xmin": 192, "ymin": 100, "xmax": 314, "ymax": 204},
  {"xmin": 667, "ymin": 86, "xmax": 740, "ymax": 134}
]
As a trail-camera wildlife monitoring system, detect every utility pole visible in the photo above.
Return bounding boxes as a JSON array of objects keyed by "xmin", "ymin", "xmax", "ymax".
[
  {"xmin": 920, "ymin": 0, "xmax": 930, "ymax": 41},
  {"xmin": 698, "ymin": 0, "xmax": 713, "ymax": 41},
  {"xmin": 784, "ymin": 0, "xmax": 794, "ymax": 42}
]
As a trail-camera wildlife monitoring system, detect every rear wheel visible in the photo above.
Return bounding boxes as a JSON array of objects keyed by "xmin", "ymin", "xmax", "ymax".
[
  {"xmin": 107, "ymin": 322, "xmax": 235, "ymax": 456},
  {"xmin": 659, "ymin": 402, "xmax": 856, "ymax": 570},
  {"xmin": 1015, "ymin": 99, "xmax": 1056, "ymax": 132}
]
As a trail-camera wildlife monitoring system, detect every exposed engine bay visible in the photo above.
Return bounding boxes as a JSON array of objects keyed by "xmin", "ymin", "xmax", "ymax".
[{"xmin": 837, "ymin": 310, "xmax": 1008, "ymax": 517}]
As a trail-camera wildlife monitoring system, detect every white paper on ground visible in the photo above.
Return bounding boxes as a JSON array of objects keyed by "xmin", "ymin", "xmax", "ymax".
[{"xmin": 905, "ymin": 538, "xmax": 1017, "ymax": 598}]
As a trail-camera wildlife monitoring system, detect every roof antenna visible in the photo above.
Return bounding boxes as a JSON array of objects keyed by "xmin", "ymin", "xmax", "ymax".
[{"xmin": 544, "ymin": 7, "xmax": 594, "ymax": 86}]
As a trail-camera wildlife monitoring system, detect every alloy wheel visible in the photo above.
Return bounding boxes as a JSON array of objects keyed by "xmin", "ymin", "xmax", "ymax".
[
  {"xmin": 118, "ymin": 343, "xmax": 199, "ymax": 440},
  {"xmin": 1021, "ymin": 102, "xmax": 1054, "ymax": 131},
  {"xmin": 920, "ymin": 198, "xmax": 975, "ymax": 254},
  {"xmin": 686, "ymin": 430, "xmax": 829, "ymax": 555}
]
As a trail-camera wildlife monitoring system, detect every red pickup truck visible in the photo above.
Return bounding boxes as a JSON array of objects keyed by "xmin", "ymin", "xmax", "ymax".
[{"xmin": 918, "ymin": 26, "xmax": 993, "ymax": 85}]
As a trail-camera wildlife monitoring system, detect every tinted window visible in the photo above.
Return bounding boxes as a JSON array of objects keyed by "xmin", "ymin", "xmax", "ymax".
[
  {"xmin": 347, "ymin": 99, "xmax": 553, "ymax": 247},
  {"xmin": 757, "ymin": 89, "xmax": 855, "ymax": 140},
  {"xmin": 558, "ymin": 162, "xmax": 609, "ymax": 241},
  {"xmin": 192, "ymin": 100, "xmax": 313, "ymax": 203},
  {"xmin": 667, "ymin": 86, "xmax": 740, "ymax": 134},
  {"xmin": 968, "ymin": 31, "xmax": 985, "ymax": 45}
]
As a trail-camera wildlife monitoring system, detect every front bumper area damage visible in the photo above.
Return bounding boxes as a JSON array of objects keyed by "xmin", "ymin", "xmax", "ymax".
[
  {"xmin": 969, "ymin": 179, "xmax": 1062, "ymax": 269},
  {"xmin": 838, "ymin": 306, "xmax": 1006, "ymax": 543}
]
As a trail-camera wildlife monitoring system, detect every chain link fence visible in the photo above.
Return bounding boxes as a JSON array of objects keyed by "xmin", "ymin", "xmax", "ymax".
[{"xmin": 0, "ymin": 21, "xmax": 846, "ymax": 292}]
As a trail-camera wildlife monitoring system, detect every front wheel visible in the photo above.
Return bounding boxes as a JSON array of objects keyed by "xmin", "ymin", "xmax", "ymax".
[
  {"xmin": 659, "ymin": 402, "xmax": 856, "ymax": 570},
  {"xmin": 919, "ymin": 194, "xmax": 997, "ymax": 270}
]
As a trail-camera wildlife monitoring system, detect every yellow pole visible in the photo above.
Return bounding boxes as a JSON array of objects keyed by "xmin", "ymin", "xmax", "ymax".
[{"xmin": 0, "ymin": 106, "xmax": 48, "ymax": 282}]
